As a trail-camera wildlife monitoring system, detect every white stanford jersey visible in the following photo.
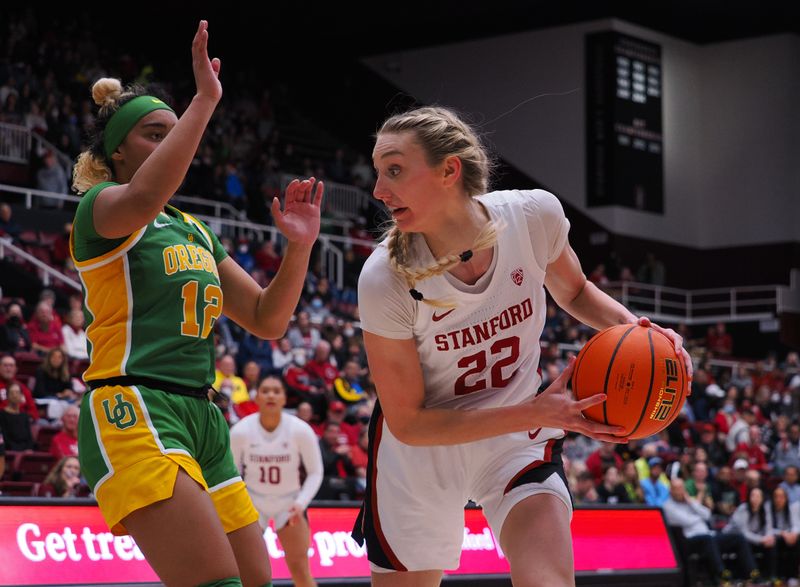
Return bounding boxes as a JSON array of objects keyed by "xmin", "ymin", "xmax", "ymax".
[
  {"xmin": 229, "ymin": 413, "xmax": 323, "ymax": 509},
  {"xmin": 359, "ymin": 189, "xmax": 569, "ymax": 417}
]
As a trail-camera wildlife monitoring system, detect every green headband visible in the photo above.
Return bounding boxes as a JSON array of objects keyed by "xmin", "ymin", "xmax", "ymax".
[{"xmin": 103, "ymin": 95, "xmax": 175, "ymax": 158}]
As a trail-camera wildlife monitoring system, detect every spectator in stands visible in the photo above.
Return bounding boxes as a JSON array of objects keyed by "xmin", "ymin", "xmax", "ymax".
[
  {"xmin": 595, "ymin": 465, "xmax": 630, "ymax": 504},
  {"xmin": 50, "ymin": 405, "xmax": 79, "ymax": 460},
  {"xmin": 773, "ymin": 424, "xmax": 800, "ymax": 475},
  {"xmin": 33, "ymin": 347, "xmax": 79, "ymax": 408},
  {"xmin": 230, "ymin": 361, "xmax": 259, "ymax": 420},
  {"xmin": 636, "ymin": 252, "xmax": 665, "ymax": 285},
  {"xmin": 685, "ymin": 461, "xmax": 716, "ymax": 512},
  {"xmin": 780, "ymin": 466, "xmax": 800, "ymax": 504},
  {"xmin": 271, "ymin": 337, "xmax": 294, "ymax": 372},
  {"xmin": 587, "ymin": 264, "xmax": 609, "ymax": 286},
  {"xmin": 731, "ymin": 458, "xmax": 751, "ymax": 499},
  {"xmin": 39, "ymin": 456, "xmax": 90, "ymax": 498},
  {"xmin": 1, "ymin": 92, "xmax": 22, "ymax": 125},
  {"xmin": 350, "ymin": 429, "xmax": 369, "ymax": 497},
  {"xmin": 225, "ymin": 162, "xmax": 246, "ymax": 210},
  {"xmin": 36, "ymin": 150, "xmax": 69, "ymax": 200},
  {"xmin": 61, "ymin": 309, "xmax": 88, "ymax": 361},
  {"xmin": 732, "ymin": 424, "xmax": 771, "ymax": 473},
  {"xmin": 25, "ymin": 101, "xmax": 47, "ymax": 135},
  {"xmin": 305, "ymin": 340, "xmax": 338, "ymax": 395},
  {"xmin": 729, "ymin": 487, "xmax": 778, "ymax": 580},
  {"xmin": 0, "ymin": 303, "xmax": 31, "ymax": 352},
  {"xmin": 730, "ymin": 365, "xmax": 753, "ymax": 393},
  {"xmin": 295, "ymin": 402, "xmax": 314, "ymax": 426},
  {"xmin": 726, "ymin": 407, "xmax": 757, "ymax": 453},
  {"xmin": 696, "ymin": 422, "xmax": 729, "ymax": 470},
  {"xmin": 0, "ymin": 203, "xmax": 21, "ymax": 241},
  {"xmin": 573, "ymin": 470, "xmax": 599, "ymax": 504},
  {"xmin": 317, "ymin": 421, "xmax": 356, "ymax": 500},
  {"xmin": 0, "ymin": 77, "xmax": 18, "ymax": 110},
  {"xmin": 712, "ymin": 464, "xmax": 740, "ymax": 519},
  {"xmin": 212, "ymin": 314, "xmax": 240, "ymax": 358},
  {"xmin": 350, "ymin": 154, "xmax": 373, "ymax": 189},
  {"xmin": 319, "ymin": 400, "xmax": 358, "ymax": 444},
  {"xmin": 585, "ymin": 441, "xmax": 623, "ymax": 484},
  {"xmin": 232, "ymin": 239, "xmax": 255, "ymax": 273},
  {"xmin": 253, "ymin": 240, "xmax": 282, "ymax": 278},
  {"xmin": 0, "ymin": 354, "xmax": 38, "ymax": 421},
  {"xmin": 707, "ymin": 322, "xmax": 734, "ymax": 357},
  {"xmin": 663, "ymin": 478, "xmax": 758, "ymax": 584},
  {"xmin": 0, "ymin": 382, "xmax": 35, "ymax": 451},
  {"xmin": 769, "ymin": 485, "xmax": 800, "ymax": 583},
  {"xmin": 766, "ymin": 486, "xmax": 800, "ymax": 585},
  {"xmin": 283, "ymin": 348, "xmax": 325, "ymax": 416},
  {"xmin": 287, "ymin": 311, "xmax": 321, "ymax": 352},
  {"xmin": 641, "ymin": 456, "xmax": 670, "ymax": 507},
  {"xmin": 27, "ymin": 301, "xmax": 64, "ymax": 355},
  {"xmin": 713, "ymin": 395, "xmax": 736, "ymax": 437},
  {"xmin": 213, "ymin": 354, "xmax": 249, "ymax": 405},
  {"xmin": 333, "ymin": 359, "xmax": 367, "ymax": 407},
  {"xmin": 237, "ymin": 332, "xmax": 274, "ymax": 376},
  {"xmin": 51, "ymin": 222, "xmax": 73, "ymax": 269},
  {"xmin": 621, "ymin": 460, "xmax": 644, "ymax": 503}
]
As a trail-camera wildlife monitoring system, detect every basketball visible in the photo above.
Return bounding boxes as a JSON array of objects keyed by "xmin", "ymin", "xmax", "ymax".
[{"xmin": 571, "ymin": 324, "xmax": 688, "ymax": 439}]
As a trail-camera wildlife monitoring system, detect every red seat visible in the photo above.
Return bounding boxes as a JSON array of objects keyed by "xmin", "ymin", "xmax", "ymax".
[
  {"xmin": 14, "ymin": 452, "xmax": 57, "ymax": 483},
  {"xmin": 34, "ymin": 425, "xmax": 60, "ymax": 452},
  {"xmin": 2, "ymin": 450, "xmax": 20, "ymax": 481},
  {"xmin": 12, "ymin": 351, "xmax": 42, "ymax": 378},
  {"xmin": 0, "ymin": 481, "xmax": 38, "ymax": 496}
]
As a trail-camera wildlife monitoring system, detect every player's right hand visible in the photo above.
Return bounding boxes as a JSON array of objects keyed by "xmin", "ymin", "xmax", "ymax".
[
  {"xmin": 192, "ymin": 20, "xmax": 222, "ymax": 103},
  {"xmin": 530, "ymin": 357, "xmax": 629, "ymax": 443}
]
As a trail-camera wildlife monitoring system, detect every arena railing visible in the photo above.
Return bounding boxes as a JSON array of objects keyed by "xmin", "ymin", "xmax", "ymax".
[
  {"xmin": 0, "ymin": 236, "xmax": 81, "ymax": 291},
  {"xmin": 0, "ymin": 123, "xmax": 31, "ymax": 164},
  {"xmin": 601, "ymin": 278, "xmax": 797, "ymax": 325},
  {"xmin": 281, "ymin": 173, "xmax": 372, "ymax": 224}
]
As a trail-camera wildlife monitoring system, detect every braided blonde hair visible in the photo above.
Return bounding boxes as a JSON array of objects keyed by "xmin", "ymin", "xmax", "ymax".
[{"xmin": 380, "ymin": 107, "xmax": 499, "ymax": 308}]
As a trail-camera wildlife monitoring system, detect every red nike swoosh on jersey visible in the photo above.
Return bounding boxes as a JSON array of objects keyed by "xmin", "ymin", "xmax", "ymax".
[
  {"xmin": 432, "ymin": 309, "xmax": 455, "ymax": 322},
  {"xmin": 528, "ymin": 428, "xmax": 542, "ymax": 440}
]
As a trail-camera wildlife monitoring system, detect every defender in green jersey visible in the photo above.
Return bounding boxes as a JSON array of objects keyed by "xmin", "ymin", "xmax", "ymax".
[{"xmin": 70, "ymin": 21, "xmax": 323, "ymax": 587}]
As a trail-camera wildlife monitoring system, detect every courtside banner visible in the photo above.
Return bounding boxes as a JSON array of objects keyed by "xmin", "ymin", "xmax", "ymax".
[{"xmin": 0, "ymin": 503, "xmax": 676, "ymax": 585}]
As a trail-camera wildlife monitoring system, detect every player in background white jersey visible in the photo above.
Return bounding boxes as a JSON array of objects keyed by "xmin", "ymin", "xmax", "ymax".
[
  {"xmin": 352, "ymin": 106, "xmax": 692, "ymax": 587},
  {"xmin": 230, "ymin": 376, "xmax": 323, "ymax": 587}
]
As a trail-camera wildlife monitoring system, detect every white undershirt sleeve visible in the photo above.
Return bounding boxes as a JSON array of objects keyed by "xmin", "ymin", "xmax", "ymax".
[{"xmin": 294, "ymin": 421, "xmax": 324, "ymax": 509}]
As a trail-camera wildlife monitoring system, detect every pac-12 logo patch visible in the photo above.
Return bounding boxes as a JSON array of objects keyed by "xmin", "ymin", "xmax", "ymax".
[{"xmin": 511, "ymin": 267, "xmax": 524, "ymax": 286}]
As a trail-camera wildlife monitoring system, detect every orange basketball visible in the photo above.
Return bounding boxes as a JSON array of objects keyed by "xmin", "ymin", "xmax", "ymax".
[{"xmin": 571, "ymin": 324, "xmax": 688, "ymax": 440}]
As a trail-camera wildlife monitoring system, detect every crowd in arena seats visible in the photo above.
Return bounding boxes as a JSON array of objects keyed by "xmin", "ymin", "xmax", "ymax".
[{"xmin": 0, "ymin": 9, "xmax": 376, "ymax": 229}]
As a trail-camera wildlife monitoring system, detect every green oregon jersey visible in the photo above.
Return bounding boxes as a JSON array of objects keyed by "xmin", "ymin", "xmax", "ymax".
[{"xmin": 70, "ymin": 181, "xmax": 228, "ymax": 388}]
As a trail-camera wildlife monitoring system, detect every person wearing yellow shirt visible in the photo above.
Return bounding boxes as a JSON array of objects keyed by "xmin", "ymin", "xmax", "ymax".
[{"xmin": 214, "ymin": 354, "xmax": 249, "ymax": 404}]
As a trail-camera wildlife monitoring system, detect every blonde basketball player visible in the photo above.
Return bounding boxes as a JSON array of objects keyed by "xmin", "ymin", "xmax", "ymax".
[
  {"xmin": 352, "ymin": 106, "xmax": 691, "ymax": 587},
  {"xmin": 230, "ymin": 376, "xmax": 323, "ymax": 587}
]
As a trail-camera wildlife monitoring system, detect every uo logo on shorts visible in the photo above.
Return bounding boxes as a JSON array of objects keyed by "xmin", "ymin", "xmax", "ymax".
[{"xmin": 102, "ymin": 393, "xmax": 137, "ymax": 430}]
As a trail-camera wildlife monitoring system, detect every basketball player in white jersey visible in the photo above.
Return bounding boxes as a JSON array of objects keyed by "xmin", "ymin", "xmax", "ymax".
[
  {"xmin": 352, "ymin": 106, "xmax": 692, "ymax": 587},
  {"xmin": 230, "ymin": 376, "xmax": 323, "ymax": 587}
]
